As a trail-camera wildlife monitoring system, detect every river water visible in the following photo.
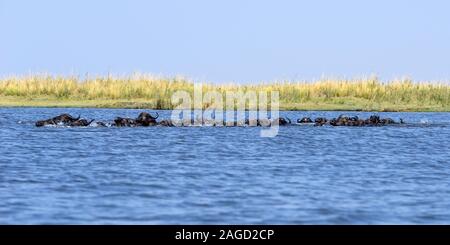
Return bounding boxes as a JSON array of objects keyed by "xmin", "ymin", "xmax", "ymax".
[{"xmin": 0, "ymin": 108, "xmax": 449, "ymax": 224}]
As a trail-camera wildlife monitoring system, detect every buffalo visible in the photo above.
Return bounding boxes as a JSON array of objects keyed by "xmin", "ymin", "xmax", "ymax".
[
  {"xmin": 314, "ymin": 117, "xmax": 328, "ymax": 127},
  {"xmin": 327, "ymin": 115, "xmax": 402, "ymax": 127},
  {"xmin": 36, "ymin": 114, "xmax": 80, "ymax": 127},
  {"xmin": 113, "ymin": 112, "xmax": 159, "ymax": 127},
  {"xmin": 273, "ymin": 117, "xmax": 292, "ymax": 126},
  {"xmin": 113, "ymin": 117, "xmax": 138, "ymax": 127},
  {"xmin": 136, "ymin": 112, "xmax": 159, "ymax": 127},
  {"xmin": 35, "ymin": 114, "xmax": 96, "ymax": 127},
  {"xmin": 36, "ymin": 112, "xmax": 405, "ymax": 129},
  {"xmin": 297, "ymin": 117, "xmax": 313, "ymax": 124},
  {"xmin": 159, "ymin": 119, "xmax": 175, "ymax": 127},
  {"xmin": 68, "ymin": 119, "xmax": 95, "ymax": 127}
]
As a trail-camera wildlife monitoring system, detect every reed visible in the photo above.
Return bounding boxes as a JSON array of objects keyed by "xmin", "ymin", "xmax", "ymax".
[{"xmin": 0, "ymin": 75, "xmax": 449, "ymax": 111}]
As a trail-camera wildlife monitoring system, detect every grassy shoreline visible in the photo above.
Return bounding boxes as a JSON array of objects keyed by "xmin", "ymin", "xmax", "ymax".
[
  {"xmin": 1, "ymin": 75, "xmax": 449, "ymax": 112},
  {"xmin": 1, "ymin": 96, "xmax": 448, "ymax": 112}
]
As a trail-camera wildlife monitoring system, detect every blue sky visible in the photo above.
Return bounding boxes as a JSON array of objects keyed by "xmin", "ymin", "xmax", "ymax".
[{"xmin": 1, "ymin": 0, "xmax": 449, "ymax": 83}]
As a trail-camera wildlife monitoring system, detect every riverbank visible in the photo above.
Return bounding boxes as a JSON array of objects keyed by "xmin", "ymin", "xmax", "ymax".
[
  {"xmin": 1, "ymin": 75, "xmax": 449, "ymax": 112},
  {"xmin": 1, "ymin": 96, "xmax": 448, "ymax": 112}
]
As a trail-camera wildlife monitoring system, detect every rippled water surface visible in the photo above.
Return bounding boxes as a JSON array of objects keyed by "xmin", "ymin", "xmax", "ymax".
[{"xmin": 1, "ymin": 108, "xmax": 449, "ymax": 224}]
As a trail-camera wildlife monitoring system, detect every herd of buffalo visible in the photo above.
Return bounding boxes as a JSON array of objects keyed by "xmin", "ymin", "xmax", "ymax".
[{"xmin": 35, "ymin": 112, "xmax": 405, "ymax": 128}]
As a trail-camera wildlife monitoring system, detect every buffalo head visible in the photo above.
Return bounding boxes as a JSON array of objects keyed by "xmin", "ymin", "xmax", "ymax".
[{"xmin": 136, "ymin": 112, "xmax": 159, "ymax": 127}]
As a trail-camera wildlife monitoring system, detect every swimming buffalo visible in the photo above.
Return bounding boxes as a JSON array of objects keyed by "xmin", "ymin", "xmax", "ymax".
[
  {"xmin": 297, "ymin": 117, "xmax": 313, "ymax": 124},
  {"xmin": 314, "ymin": 117, "xmax": 328, "ymax": 126},
  {"xmin": 93, "ymin": 121, "xmax": 109, "ymax": 127},
  {"xmin": 36, "ymin": 113, "xmax": 405, "ymax": 128},
  {"xmin": 274, "ymin": 117, "xmax": 292, "ymax": 126},
  {"xmin": 113, "ymin": 117, "xmax": 137, "ymax": 127},
  {"xmin": 113, "ymin": 112, "xmax": 159, "ymax": 127},
  {"xmin": 159, "ymin": 119, "xmax": 175, "ymax": 127},
  {"xmin": 329, "ymin": 115, "xmax": 364, "ymax": 126},
  {"xmin": 136, "ymin": 112, "xmax": 159, "ymax": 127},
  {"xmin": 327, "ymin": 115, "xmax": 402, "ymax": 127},
  {"xmin": 381, "ymin": 118, "xmax": 396, "ymax": 125},
  {"xmin": 68, "ymin": 119, "xmax": 95, "ymax": 127},
  {"xmin": 244, "ymin": 118, "xmax": 283, "ymax": 127},
  {"xmin": 35, "ymin": 114, "xmax": 80, "ymax": 127},
  {"xmin": 257, "ymin": 119, "xmax": 271, "ymax": 127},
  {"xmin": 244, "ymin": 118, "xmax": 291, "ymax": 127},
  {"xmin": 365, "ymin": 115, "xmax": 381, "ymax": 125}
]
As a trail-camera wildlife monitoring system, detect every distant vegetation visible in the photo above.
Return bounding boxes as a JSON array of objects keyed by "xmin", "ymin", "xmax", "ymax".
[{"xmin": 0, "ymin": 75, "xmax": 449, "ymax": 111}]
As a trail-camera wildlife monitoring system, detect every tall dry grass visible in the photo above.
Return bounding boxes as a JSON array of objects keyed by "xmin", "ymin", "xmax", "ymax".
[{"xmin": 0, "ymin": 75, "xmax": 449, "ymax": 110}]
